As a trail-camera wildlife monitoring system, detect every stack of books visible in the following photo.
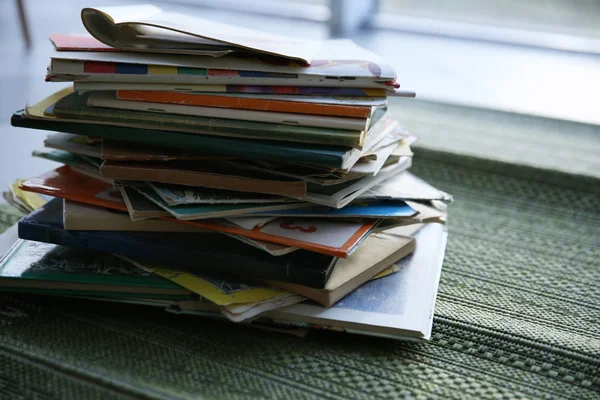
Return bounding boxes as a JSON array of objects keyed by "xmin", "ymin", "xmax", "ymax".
[{"xmin": 4, "ymin": 5, "xmax": 452, "ymax": 340}]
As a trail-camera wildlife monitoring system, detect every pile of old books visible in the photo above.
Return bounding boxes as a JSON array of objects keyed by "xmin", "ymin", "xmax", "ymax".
[{"xmin": 4, "ymin": 5, "xmax": 452, "ymax": 340}]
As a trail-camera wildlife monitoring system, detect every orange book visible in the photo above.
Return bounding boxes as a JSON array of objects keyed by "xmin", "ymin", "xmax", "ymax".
[
  {"xmin": 19, "ymin": 166, "xmax": 127, "ymax": 212},
  {"xmin": 116, "ymin": 90, "xmax": 373, "ymax": 118},
  {"xmin": 20, "ymin": 167, "xmax": 376, "ymax": 258}
]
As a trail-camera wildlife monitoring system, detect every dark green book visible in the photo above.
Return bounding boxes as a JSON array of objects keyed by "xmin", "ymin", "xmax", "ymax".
[
  {"xmin": 11, "ymin": 110, "xmax": 361, "ymax": 170},
  {"xmin": 53, "ymin": 91, "xmax": 369, "ymax": 148},
  {"xmin": 0, "ymin": 238, "xmax": 194, "ymax": 300}
]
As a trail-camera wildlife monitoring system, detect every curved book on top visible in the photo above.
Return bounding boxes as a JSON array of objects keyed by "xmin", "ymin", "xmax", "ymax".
[{"xmin": 80, "ymin": 4, "xmax": 315, "ymax": 62}]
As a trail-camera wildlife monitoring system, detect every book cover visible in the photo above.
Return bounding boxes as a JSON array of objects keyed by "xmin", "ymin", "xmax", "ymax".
[
  {"xmin": 100, "ymin": 160, "xmax": 308, "ymax": 198},
  {"xmin": 246, "ymin": 200, "xmax": 417, "ymax": 219},
  {"xmin": 44, "ymin": 132, "xmax": 102, "ymax": 158},
  {"xmin": 131, "ymin": 186, "xmax": 307, "ymax": 221},
  {"xmin": 80, "ymin": 5, "xmax": 315, "ymax": 62},
  {"xmin": 63, "ymin": 200, "xmax": 207, "ymax": 232},
  {"xmin": 101, "ymin": 139, "xmax": 230, "ymax": 162},
  {"xmin": 18, "ymin": 199, "xmax": 340, "ymax": 288},
  {"xmin": 19, "ymin": 165, "xmax": 127, "ymax": 212},
  {"xmin": 360, "ymin": 172, "xmax": 454, "ymax": 203},
  {"xmin": 148, "ymin": 183, "xmax": 290, "ymax": 206},
  {"xmin": 74, "ymin": 82, "xmax": 389, "ymax": 97},
  {"xmin": 116, "ymin": 90, "xmax": 373, "ymax": 118},
  {"xmin": 89, "ymin": 91, "xmax": 370, "ymax": 131},
  {"xmin": 266, "ymin": 228, "xmax": 416, "ymax": 306},
  {"xmin": 0, "ymin": 238, "xmax": 192, "ymax": 299},
  {"xmin": 49, "ymin": 33, "xmax": 396, "ymax": 84}
]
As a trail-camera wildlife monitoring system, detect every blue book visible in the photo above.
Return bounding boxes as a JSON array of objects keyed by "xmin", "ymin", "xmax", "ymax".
[
  {"xmin": 247, "ymin": 200, "xmax": 416, "ymax": 218},
  {"xmin": 17, "ymin": 199, "xmax": 338, "ymax": 288}
]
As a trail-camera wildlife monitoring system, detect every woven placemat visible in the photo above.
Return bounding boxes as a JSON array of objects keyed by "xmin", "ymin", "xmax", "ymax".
[{"xmin": 0, "ymin": 149, "xmax": 598, "ymax": 399}]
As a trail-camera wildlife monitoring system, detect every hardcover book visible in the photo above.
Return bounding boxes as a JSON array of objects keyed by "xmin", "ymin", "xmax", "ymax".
[{"xmin": 18, "ymin": 199, "xmax": 341, "ymax": 288}]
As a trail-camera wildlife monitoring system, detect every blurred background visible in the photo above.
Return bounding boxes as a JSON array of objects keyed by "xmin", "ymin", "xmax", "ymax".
[{"xmin": 1, "ymin": 0, "xmax": 599, "ymax": 196}]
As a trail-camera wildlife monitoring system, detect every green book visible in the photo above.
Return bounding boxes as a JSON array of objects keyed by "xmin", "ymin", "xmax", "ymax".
[
  {"xmin": 53, "ymin": 91, "xmax": 368, "ymax": 148},
  {"xmin": 12, "ymin": 110, "xmax": 361, "ymax": 170},
  {"xmin": 0, "ymin": 239, "xmax": 193, "ymax": 300}
]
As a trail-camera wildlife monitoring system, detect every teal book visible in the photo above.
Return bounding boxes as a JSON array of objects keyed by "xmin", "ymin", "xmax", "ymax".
[
  {"xmin": 0, "ymin": 239, "xmax": 193, "ymax": 300},
  {"xmin": 11, "ymin": 110, "xmax": 360, "ymax": 170},
  {"xmin": 132, "ymin": 186, "xmax": 306, "ymax": 220},
  {"xmin": 53, "ymin": 91, "xmax": 368, "ymax": 148}
]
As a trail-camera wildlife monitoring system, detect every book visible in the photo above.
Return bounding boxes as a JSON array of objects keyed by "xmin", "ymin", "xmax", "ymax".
[
  {"xmin": 63, "ymin": 200, "xmax": 208, "ymax": 232},
  {"xmin": 18, "ymin": 199, "xmax": 340, "ymax": 288},
  {"xmin": 116, "ymin": 90, "xmax": 374, "ymax": 118},
  {"xmin": 100, "ymin": 160, "xmax": 309, "ymax": 198},
  {"xmin": 50, "ymin": 32, "xmax": 234, "ymax": 58},
  {"xmin": 48, "ymin": 47, "xmax": 397, "ymax": 88},
  {"xmin": 237, "ymin": 132, "xmax": 411, "ymax": 187},
  {"xmin": 20, "ymin": 167, "xmax": 379, "ymax": 257},
  {"xmin": 79, "ymin": 4, "xmax": 316, "ymax": 62},
  {"xmin": 14, "ymin": 106, "xmax": 366, "ymax": 170},
  {"xmin": 301, "ymin": 158, "xmax": 412, "ymax": 208},
  {"xmin": 123, "ymin": 257, "xmax": 305, "ymax": 322},
  {"xmin": 360, "ymin": 172, "xmax": 454, "ymax": 203},
  {"xmin": 262, "ymin": 223, "xmax": 447, "ymax": 340},
  {"xmin": 32, "ymin": 149, "xmax": 109, "ymax": 183},
  {"xmin": 44, "ymin": 132, "xmax": 101, "ymax": 158},
  {"xmin": 5, "ymin": 179, "xmax": 50, "ymax": 214},
  {"xmin": 119, "ymin": 186, "xmax": 170, "ymax": 221},
  {"xmin": 147, "ymin": 183, "xmax": 291, "ymax": 206},
  {"xmin": 0, "ymin": 237, "xmax": 193, "ymax": 299},
  {"xmin": 50, "ymin": 11, "xmax": 397, "ymax": 87},
  {"xmin": 266, "ymin": 226, "xmax": 417, "ymax": 306},
  {"xmin": 245, "ymin": 200, "xmax": 417, "ymax": 219},
  {"xmin": 117, "ymin": 90, "xmax": 384, "ymax": 114},
  {"xmin": 20, "ymin": 165, "xmax": 128, "ymax": 212},
  {"xmin": 73, "ymin": 82, "xmax": 392, "ymax": 97},
  {"xmin": 101, "ymin": 139, "xmax": 230, "ymax": 162},
  {"xmin": 130, "ymin": 186, "xmax": 307, "ymax": 221},
  {"xmin": 63, "ymin": 200, "xmax": 297, "ymax": 257},
  {"xmin": 88, "ymin": 91, "xmax": 372, "ymax": 131}
]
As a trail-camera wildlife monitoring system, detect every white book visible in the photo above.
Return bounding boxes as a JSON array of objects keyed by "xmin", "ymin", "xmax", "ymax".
[
  {"xmin": 48, "ymin": 37, "xmax": 396, "ymax": 87},
  {"xmin": 81, "ymin": 4, "xmax": 316, "ymax": 62},
  {"xmin": 265, "ymin": 223, "xmax": 448, "ymax": 341}
]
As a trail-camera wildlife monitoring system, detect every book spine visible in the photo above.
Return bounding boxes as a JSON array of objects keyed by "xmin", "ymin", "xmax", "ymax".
[{"xmin": 117, "ymin": 90, "xmax": 372, "ymax": 118}]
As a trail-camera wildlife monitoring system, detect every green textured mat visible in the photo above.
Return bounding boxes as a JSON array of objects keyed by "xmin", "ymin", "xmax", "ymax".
[{"xmin": 0, "ymin": 148, "xmax": 598, "ymax": 400}]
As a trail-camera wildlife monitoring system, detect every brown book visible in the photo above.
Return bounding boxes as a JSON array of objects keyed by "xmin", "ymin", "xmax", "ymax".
[
  {"xmin": 266, "ymin": 226, "xmax": 418, "ymax": 307},
  {"xmin": 101, "ymin": 139, "xmax": 231, "ymax": 162},
  {"xmin": 100, "ymin": 160, "xmax": 308, "ymax": 198}
]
